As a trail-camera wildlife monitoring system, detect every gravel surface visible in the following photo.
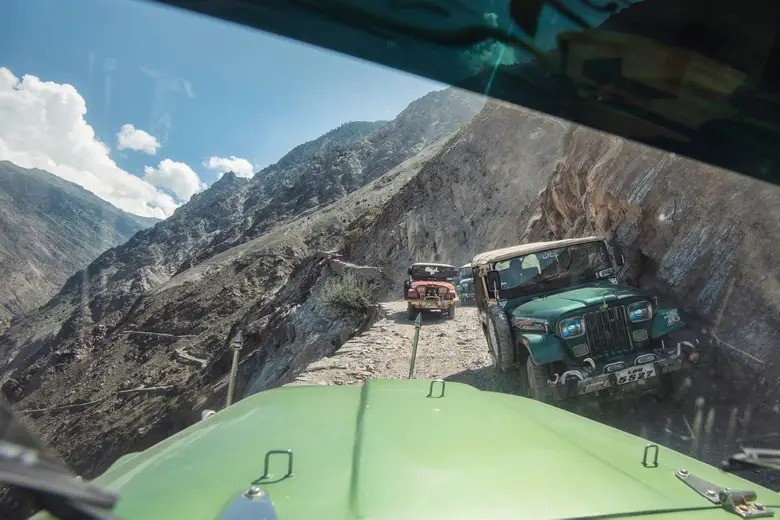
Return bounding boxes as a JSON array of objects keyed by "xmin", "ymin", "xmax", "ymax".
[{"xmin": 289, "ymin": 300, "xmax": 521, "ymax": 393}]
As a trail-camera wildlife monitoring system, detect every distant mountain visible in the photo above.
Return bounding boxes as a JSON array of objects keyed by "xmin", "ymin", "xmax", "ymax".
[
  {"xmin": 0, "ymin": 161, "xmax": 158, "ymax": 329},
  {"xmin": 272, "ymin": 120, "xmax": 387, "ymax": 170}
]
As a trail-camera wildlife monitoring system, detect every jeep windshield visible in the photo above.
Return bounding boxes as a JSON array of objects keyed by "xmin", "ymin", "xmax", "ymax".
[
  {"xmin": 496, "ymin": 241, "xmax": 612, "ymax": 296},
  {"xmin": 410, "ymin": 264, "xmax": 457, "ymax": 281}
]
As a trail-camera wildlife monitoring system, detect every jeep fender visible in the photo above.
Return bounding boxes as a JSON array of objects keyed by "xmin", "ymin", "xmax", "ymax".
[
  {"xmin": 651, "ymin": 307, "xmax": 686, "ymax": 339},
  {"xmin": 519, "ymin": 333, "xmax": 567, "ymax": 365}
]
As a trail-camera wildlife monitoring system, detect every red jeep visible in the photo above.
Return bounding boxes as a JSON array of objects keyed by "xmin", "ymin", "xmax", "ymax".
[{"xmin": 404, "ymin": 263, "xmax": 459, "ymax": 320}]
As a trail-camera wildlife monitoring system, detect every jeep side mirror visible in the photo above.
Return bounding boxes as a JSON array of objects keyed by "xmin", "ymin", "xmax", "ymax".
[
  {"xmin": 612, "ymin": 246, "xmax": 625, "ymax": 267},
  {"xmin": 486, "ymin": 270, "xmax": 501, "ymax": 298},
  {"xmin": 407, "ymin": 268, "xmax": 413, "ymax": 275}
]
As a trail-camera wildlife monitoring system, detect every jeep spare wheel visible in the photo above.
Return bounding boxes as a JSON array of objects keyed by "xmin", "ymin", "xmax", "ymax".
[{"xmin": 487, "ymin": 303, "xmax": 514, "ymax": 371}]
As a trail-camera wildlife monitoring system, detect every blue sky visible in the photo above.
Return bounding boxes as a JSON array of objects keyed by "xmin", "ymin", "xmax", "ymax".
[{"xmin": 0, "ymin": 0, "xmax": 444, "ymax": 216}]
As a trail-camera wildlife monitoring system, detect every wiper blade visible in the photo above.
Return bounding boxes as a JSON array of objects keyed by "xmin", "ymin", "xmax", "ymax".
[
  {"xmin": 0, "ymin": 442, "xmax": 116, "ymax": 508},
  {"xmin": 0, "ymin": 441, "xmax": 118, "ymax": 520},
  {"xmin": 0, "ymin": 397, "xmax": 117, "ymax": 520}
]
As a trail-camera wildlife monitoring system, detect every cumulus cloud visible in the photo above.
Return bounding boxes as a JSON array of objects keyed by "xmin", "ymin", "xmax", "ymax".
[
  {"xmin": 204, "ymin": 155, "xmax": 255, "ymax": 178},
  {"xmin": 116, "ymin": 124, "xmax": 160, "ymax": 155},
  {"xmin": 0, "ymin": 67, "xmax": 177, "ymax": 218},
  {"xmin": 143, "ymin": 159, "xmax": 206, "ymax": 201}
]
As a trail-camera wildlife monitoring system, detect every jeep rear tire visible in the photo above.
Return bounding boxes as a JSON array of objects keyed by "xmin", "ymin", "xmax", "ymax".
[
  {"xmin": 447, "ymin": 305, "xmax": 456, "ymax": 320},
  {"xmin": 486, "ymin": 303, "xmax": 514, "ymax": 372},
  {"xmin": 407, "ymin": 303, "xmax": 418, "ymax": 321},
  {"xmin": 527, "ymin": 357, "xmax": 552, "ymax": 402}
]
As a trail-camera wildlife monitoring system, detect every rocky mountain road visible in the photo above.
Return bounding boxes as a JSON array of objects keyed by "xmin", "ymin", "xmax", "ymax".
[{"xmin": 288, "ymin": 300, "xmax": 522, "ymax": 394}]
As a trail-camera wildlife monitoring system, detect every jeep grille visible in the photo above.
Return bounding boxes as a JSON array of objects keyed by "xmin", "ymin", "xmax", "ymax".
[
  {"xmin": 583, "ymin": 305, "xmax": 634, "ymax": 358},
  {"xmin": 426, "ymin": 287, "xmax": 437, "ymax": 297}
]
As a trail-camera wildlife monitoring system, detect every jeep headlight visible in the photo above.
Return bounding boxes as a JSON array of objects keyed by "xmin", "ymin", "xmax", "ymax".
[
  {"xmin": 628, "ymin": 301, "xmax": 653, "ymax": 322},
  {"xmin": 559, "ymin": 317, "xmax": 585, "ymax": 338}
]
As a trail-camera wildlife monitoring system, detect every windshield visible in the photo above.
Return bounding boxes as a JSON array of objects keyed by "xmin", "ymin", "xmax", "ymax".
[
  {"xmin": 410, "ymin": 264, "xmax": 456, "ymax": 281},
  {"xmin": 496, "ymin": 242, "xmax": 612, "ymax": 293},
  {"xmin": 1, "ymin": 0, "xmax": 779, "ymax": 518}
]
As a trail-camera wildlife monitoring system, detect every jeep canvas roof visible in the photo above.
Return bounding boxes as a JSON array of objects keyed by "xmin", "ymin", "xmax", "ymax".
[{"xmin": 472, "ymin": 236, "xmax": 605, "ymax": 266}]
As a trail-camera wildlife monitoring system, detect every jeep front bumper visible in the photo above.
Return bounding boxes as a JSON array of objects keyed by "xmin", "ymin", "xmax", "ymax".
[
  {"xmin": 545, "ymin": 352, "xmax": 692, "ymax": 401},
  {"xmin": 410, "ymin": 297, "xmax": 456, "ymax": 311}
]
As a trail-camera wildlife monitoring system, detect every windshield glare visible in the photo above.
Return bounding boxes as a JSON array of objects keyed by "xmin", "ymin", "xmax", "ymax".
[{"xmin": 496, "ymin": 242, "xmax": 611, "ymax": 292}]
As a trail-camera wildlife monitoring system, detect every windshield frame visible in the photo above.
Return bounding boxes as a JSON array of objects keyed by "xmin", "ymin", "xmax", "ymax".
[{"xmin": 494, "ymin": 241, "xmax": 614, "ymax": 298}]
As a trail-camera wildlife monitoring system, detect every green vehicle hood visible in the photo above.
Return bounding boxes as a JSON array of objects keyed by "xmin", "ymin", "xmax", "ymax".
[
  {"xmin": 509, "ymin": 281, "xmax": 648, "ymax": 321},
  {"xmin": 41, "ymin": 380, "xmax": 779, "ymax": 520}
]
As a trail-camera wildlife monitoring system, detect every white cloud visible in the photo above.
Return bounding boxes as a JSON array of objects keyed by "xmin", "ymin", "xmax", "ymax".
[
  {"xmin": 204, "ymin": 155, "xmax": 255, "ymax": 178},
  {"xmin": 143, "ymin": 159, "xmax": 206, "ymax": 201},
  {"xmin": 116, "ymin": 124, "xmax": 160, "ymax": 155},
  {"xmin": 0, "ymin": 67, "xmax": 177, "ymax": 218}
]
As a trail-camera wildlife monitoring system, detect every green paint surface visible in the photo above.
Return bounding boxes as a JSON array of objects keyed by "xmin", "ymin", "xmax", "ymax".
[{"xmin": 36, "ymin": 380, "xmax": 779, "ymax": 519}]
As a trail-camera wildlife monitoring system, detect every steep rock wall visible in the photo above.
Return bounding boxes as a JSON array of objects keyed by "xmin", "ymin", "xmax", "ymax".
[{"xmin": 355, "ymin": 101, "xmax": 780, "ymax": 391}]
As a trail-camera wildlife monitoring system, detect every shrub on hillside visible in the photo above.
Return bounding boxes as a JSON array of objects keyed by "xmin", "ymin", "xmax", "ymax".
[{"xmin": 319, "ymin": 272, "xmax": 375, "ymax": 318}]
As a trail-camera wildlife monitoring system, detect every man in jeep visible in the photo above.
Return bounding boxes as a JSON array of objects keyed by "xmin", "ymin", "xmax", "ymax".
[{"xmin": 472, "ymin": 237, "xmax": 700, "ymax": 402}]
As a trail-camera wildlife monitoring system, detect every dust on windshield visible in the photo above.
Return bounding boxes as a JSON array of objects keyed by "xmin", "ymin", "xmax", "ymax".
[{"xmin": 1, "ymin": 0, "xmax": 779, "ymax": 518}]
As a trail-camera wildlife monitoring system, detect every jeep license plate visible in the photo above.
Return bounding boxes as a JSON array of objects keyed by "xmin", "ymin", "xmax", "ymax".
[
  {"xmin": 423, "ymin": 300, "xmax": 439, "ymax": 309},
  {"xmin": 614, "ymin": 364, "xmax": 656, "ymax": 385}
]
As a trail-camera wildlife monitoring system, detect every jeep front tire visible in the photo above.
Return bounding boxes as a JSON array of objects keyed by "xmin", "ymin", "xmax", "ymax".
[
  {"xmin": 447, "ymin": 305, "xmax": 455, "ymax": 320},
  {"xmin": 486, "ymin": 303, "xmax": 514, "ymax": 372}
]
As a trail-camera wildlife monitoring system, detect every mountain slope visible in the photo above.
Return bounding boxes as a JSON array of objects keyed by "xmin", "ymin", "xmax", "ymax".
[
  {"xmin": 0, "ymin": 161, "xmax": 157, "ymax": 330},
  {"xmin": 0, "ymin": 88, "xmax": 484, "ymax": 478}
]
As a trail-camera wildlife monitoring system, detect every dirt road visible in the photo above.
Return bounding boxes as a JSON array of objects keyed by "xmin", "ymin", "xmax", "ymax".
[
  {"xmin": 289, "ymin": 300, "xmax": 522, "ymax": 394},
  {"xmin": 289, "ymin": 299, "xmax": 778, "ymax": 490}
]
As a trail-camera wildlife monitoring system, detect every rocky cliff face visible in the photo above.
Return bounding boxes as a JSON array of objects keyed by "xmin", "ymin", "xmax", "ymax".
[
  {"xmin": 0, "ymin": 88, "xmax": 483, "ymax": 479},
  {"xmin": 0, "ymin": 161, "xmax": 157, "ymax": 331},
  {"xmin": 354, "ymin": 100, "xmax": 780, "ymax": 392}
]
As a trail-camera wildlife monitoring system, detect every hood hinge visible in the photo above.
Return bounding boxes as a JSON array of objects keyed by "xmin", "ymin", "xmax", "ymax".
[{"xmin": 675, "ymin": 469, "xmax": 773, "ymax": 518}]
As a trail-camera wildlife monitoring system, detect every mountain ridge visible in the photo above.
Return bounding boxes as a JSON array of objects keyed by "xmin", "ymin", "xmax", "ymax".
[{"xmin": 0, "ymin": 161, "xmax": 159, "ymax": 330}]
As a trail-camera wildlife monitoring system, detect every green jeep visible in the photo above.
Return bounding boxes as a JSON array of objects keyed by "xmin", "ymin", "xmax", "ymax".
[{"xmin": 472, "ymin": 236, "xmax": 700, "ymax": 401}]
